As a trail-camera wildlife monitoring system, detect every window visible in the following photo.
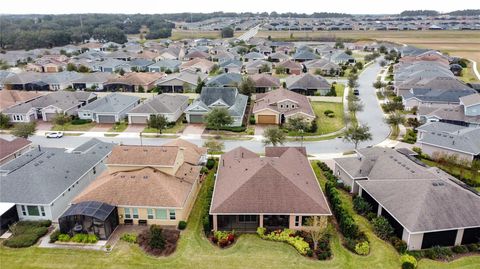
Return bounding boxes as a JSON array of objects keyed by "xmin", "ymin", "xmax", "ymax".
[
  {"xmin": 286, "ymin": 104, "xmax": 289, "ymax": 108},
  {"xmin": 155, "ymin": 209, "xmax": 167, "ymax": 219},
  {"xmin": 280, "ymin": 104, "xmax": 283, "ymax": 108},
  {"xmin": 239, "ymin": 215, "xmax": 257, "ymax": 223},
  {"xmin": 147, "ymin": 209, "xmax": 154, "ymax": 219},
  {"xmin": 169, "ymin": 209, "xmax": 176, "ymax": 220},
  {"xmin": 124, "ymin": 208, "xmax": 131, "ymax": 219},
  {"xmin": 295, "ymin": 216, "xmax": 301, "ymax": 226},
  {"xmin": 133, "ymin": 208, "xmax": 139, "ymax": 219},
  {"xmin": 27, "ymin": 206, "xmax": 40, "ymax": 216},
  {"xmin": 21, "ymin": 205, "xmax": 27, "ymax": 216},
  {"xmin": 40, "ymin": 206, "xmax": 45, "ymax": 217}
]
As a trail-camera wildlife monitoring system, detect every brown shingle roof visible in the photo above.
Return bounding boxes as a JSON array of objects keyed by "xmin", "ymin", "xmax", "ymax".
[
  {"xmin": 0, "ymin": 90, "xmax": 45, "ymax": 111},
  {"xmin": 107, "ymin": 145, "xmax": 179, "ymax": 167},
  {"xmin": 210, "ymin": 147, "xmax": 331, "ymax": 215},
  {"xmin": 107, "ymin": 72, "xmax": 164, "ymax": 86},
  {"xmin": 0, "ymin": 138, "xmax": 31, "ymax": 161},
  {"xmin": 253, "ymin": 88, "xmax": 315, "ymax": 118}
]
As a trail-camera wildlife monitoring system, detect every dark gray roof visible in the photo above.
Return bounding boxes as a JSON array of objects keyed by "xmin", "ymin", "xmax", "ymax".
[
  {"xmin": 4, "ymin": 91, "xmax": 94, "ymax": 114},
  {"xmin": 357, "ymin": 179, "xmax": 480, "ymax": 232},
  {"xmin": 286, "ymin": 73, "xmax": 330, "ymax": 90},
  {"xmin": 206, "ymin": 73, "xmax": 242, "ymax": 87},
  {"xmin": 403, "ymin": 88, "xmax": 477, "ymax": 103},
  {"xmin": 148, "ymin": 59, "xmax": 181, "ymax": 70},
  {"xmin": 0, "ymin": 139, "xmax": 113, "ymax": 204},
  {"xmin": 292, "ymin": 50, "xmax": 318, "ymax": 61},
  {"xmin": 60, "ymin": 201, "xmax": 115, "ymax": 221},
  {"xmin": 79, "ymin": 93, "xmax": 139, "ymax": 113},
  {"xmin": 128, "ymin": 94, "xmax": 188, "ymax": 114},
  {"xmin": 186, "ymin": 87, "xmax": 248, "ymax": 117},
  {"xmin": 417, "ymin": 122, "xmax": 480, "ymax": 155}
]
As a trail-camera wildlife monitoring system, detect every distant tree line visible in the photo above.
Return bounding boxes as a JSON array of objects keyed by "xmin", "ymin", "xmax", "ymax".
[
  {"xmin": 446, "ymin": 9, "xmax": 480, "ymax": 16},
  {"xmin": 400, "ymin": 9, "xmax": 480, "ymax": 16},
  {"xmin": 0, "ymin": 14, "xmax": 175, "ymax": 50}
]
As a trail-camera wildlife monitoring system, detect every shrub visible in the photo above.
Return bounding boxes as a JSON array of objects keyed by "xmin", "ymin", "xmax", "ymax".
[
  {"xmin": 257, "ymin": 228, "xmax": 310, "ymax": 255},
  {"xmin": 467, "ymin": 243, "xmax": 479, "ymax": 252},
  {"xmin": 323, "ymin": 110, "xmax": 334, "ymax": 116},
  {"xmin": 366, "ymin": 212, "xmax": 377, "ymax": 221},
  {"xmin": 390, "ymin": 236, "xmax": 408, "ymax": 254},
  {"xmin": 149, "ymin": 225, "xmax": 166, "ymax": 250},
  {"xmin": 71, "ymin": 233, "xmax": 95, "ymax": 243},
  {"xmin": 87, "ymin": 234, "xmax": 98, "ymax": 243},
  {"xmin": 206, "ymin": 158, "xmax": 215, "ymax": 170},
  {"xmin": 3, "ymin": 234, "xmax": 39, "ymax": 248},
  {"xmin": 425, "ymin": 245, "xmax": 453, "ymax": 260},
  {"xmin": 353, "ymin": 196, "xmax": 372, "ymax": 216},
  {"xmin": 371, "ymin": 216, "xmax": 394, "ymax": 240},
  {"xmin": 402, "ymin": 129, "xmax": 417, "ymax": 144},
  {"xmin": 120, "ymin": 233, "xmax": 137, "ymax": 243},
  {"xmin": 58, "ymin": 234, "xmax": 71, "ymax": 242},
  {"xmin": 249, "ymin": 115, "xmax": 256, "ymax": 125},
  {"xmin": 71, "ymin": 119, "xmax": 92, "ymax": 125},
  {"xmin": 354, "ymin": 241, "xmax": 370, "ymax": 255},
  {"xmin": 213, "ymin": 230, "xmax": 235, "ymax": 247},
  {"xmin": 177, "ymin": 221, "xmax": 187, "ymax": 230},
  {"xmin": 452, "ymin": 245, "xmax": 469, "ymax": 254},
  {"xmin": 400, "ymin": 254, "xmax": 417, "ymax": 269},
  {"xmin": 49, "ymin": 230, "xmax": 61, "ymax": 243}
]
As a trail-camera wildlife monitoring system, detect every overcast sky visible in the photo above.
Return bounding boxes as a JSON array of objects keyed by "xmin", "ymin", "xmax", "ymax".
[{"xmin": 1, "ymin": 0, "xmax": 479, "ymax": 15}]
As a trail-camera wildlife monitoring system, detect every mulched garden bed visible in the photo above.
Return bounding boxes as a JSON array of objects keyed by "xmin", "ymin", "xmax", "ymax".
[{"xmin": 137, "ymin": 228, "xmax": 180, "ymax": 256}]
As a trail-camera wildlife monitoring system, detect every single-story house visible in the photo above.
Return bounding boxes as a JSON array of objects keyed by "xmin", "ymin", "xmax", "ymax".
[
  {"xmin": 127, "ymin": 94, "xmax": 189, "ymax": 124},
  {"xmin": 78, "ymin": 93, "xmax": 140, "ymax": 123},
  {"xmin": 104, "ymin": 73, "xmax": 165, "ymax": 92},
  {"xmin": 65, "ymin": 139, "xmax": 206, "ymax": 238},
  {"xmin": 416, "ymin": 122, "xmax": 480, "ymax": 162},
  {"xmin": 330, "ymin": 51, "xmax": 356, "ymax": 65},
  {"xmin": 156, "ymin": 70, "xmax": 207, "ymax": 93},
  {"xmin": 3, "ymin": 91, "xmax": 97, "ymax": 122},
  {"xmin": 304, "ymin": 59, "xmax": 341, "ymax": 76},
  {"xmin": 71, "ymin": 73, "xmax": 115, "ymax": 91},
  {"xmin": 0, "ymin": 90, "xmax": 45, "ymax": 112},
  {"xmin": 243, "ymin": 52, "xmax": 265, "ymax": 62},
  {"xmin": 268, "ymin": 52, "xmax": 290, "ymax": 63},
  {"xmin": 249, "ymin": 73, "xmax": 280, "ymax": 93},
  {"xmin": 185, "ymin": 87, "xmax": 248, "ymax": 126},
  {"xmin": 292, "ymin": 50, "xmax": 319, "ymax": 62},
  {"xmin": 0, "ymin": 139, "xmax": 113, "ymax": 221},
  {"xmin": 180, "ymin": 58, "xmax": 215, "ymax": 74},
  {"xmin": 210, "ymin": 147, "xmax": 331, "ymax": 232},
  {"xmin": 0, "ymin": 137, "xmax": 32, "ymax": 165},
  {"xmin": 245, "ymin": 60, "xmax": 272, "ymax": 74},
  {"xmin": 219, "ymin": 59, "xmax": 243, "ymax": 74},
  {"xmin": 286, "ymin": 73, "xmax": 331, "ymax": 96},
  {"xmin": 206, "ymin": 73, "xmax": 242, "ymax": 87},
  {"xmin": 253, "ymin": 88, "xmax": 315, "ymax": 124},
  {"xmin": 276, "ymin": 60, "xmax": 303, "ymax": 75},
  {"xmin": 148, "ymin": 59, "xmax": 181, "ymax": 73}
]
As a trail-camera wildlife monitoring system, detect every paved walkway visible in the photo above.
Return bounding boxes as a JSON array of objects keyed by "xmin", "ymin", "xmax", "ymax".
[{"xmin": 470, "ymin": 60, "xmax": 480, "ymax": 80}]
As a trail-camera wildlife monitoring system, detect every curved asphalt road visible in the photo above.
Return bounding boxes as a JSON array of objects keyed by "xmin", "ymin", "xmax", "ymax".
[{"xmin": 4, "ymin": 61, "xmax": 390, "ymax": 155}]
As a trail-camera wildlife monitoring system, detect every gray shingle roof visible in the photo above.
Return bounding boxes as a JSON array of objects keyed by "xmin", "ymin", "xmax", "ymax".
[
  {"xmin": 128, "ymin": 94, "xmax": 188, "ymax": 114},
  {"xmin": 357, "ymin": 179, "xmax": 480, "ymax": 232},
  {"xmin": 79, "ymin": 93, "xmax": 139, "ymax": 113},
  {"xmin": 0, "ymin": 139, "xmax": 113, "ymax": 204},
  {"xmin": 417, "ymin": 122, "xmax": 480, "ymax": 155},
  {"xmin": 186, "ymin": 87, "xmax": 248, "ymax": 117},
  {"xmin": 286, "ymin": 73, "xmax": 330, "ymax": 90},
  {"xmin": 4, "ymin": 91, "xmax": 94, "ymax": 114},
  {"xmin": 206, "ymin": 73, "xmax": 242, "ymax": 87}
]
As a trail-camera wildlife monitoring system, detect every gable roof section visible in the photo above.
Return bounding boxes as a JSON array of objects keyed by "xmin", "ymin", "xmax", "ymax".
[
  {"xmin": 253, "ymin": 88, "xmax": 314, "ymax": 117},
  {"xmin": 79, "ymin": 93, "xmax": 139, "ymax": 113},
  {"xmin": 286, "ymin": 73, "xmax": 330, "ymax": 90},
  {"xmin": 0, "ymin": 138, "xmax": 31, "ymax": 161},
  {"xmin": 416, "ymin": 122, "xmax": 480, "ymax": 155},
  {"xmin": 128, "ymin": 94, "xmax": 188, "ymax": 114}
]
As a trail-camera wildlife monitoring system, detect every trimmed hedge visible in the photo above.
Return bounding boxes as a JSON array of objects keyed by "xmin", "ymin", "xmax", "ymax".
[
  {"xmin": 71, "ymin": 119, "xmax": 92, "ymax": 125},
  {"xmin": 400, "ymin": 254, "xmax": 417, "ymax": 269},
  {"xmin": 3, "ymin": 220, "xmax": 50, "ymax": 248},
  {"xmin": 206, "ymin": 126, "xmax": 246, "ymax": 132}
]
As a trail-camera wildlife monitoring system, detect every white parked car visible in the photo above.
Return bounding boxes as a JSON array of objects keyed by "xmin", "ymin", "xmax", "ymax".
[{"xmin": 45, "ymin": 131, "xmax": 64, "ymax": 138}]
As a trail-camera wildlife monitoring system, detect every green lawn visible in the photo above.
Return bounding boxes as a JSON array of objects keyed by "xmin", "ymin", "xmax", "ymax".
[
  {"xmin": 0, "ymin": 163, "xmax": 478, "ymax": 269},
  {"xmin": 334, "ymin": 84, "xmax": 345, "ymax": 97},
  {"xmin": 419, "ymin": 158, "xmax": 480, "ymax": 187},
  {"xmin": 288, "ymin": 102, "xmax": 345, "ymax": 136},
  {"xmin": 108, "ymin": 122, "xmax": 128, "ymax": 132},
  {"xmin": 51, "ymin": 122, "xmax": 96, "ymax": 131},
  {"xmin": 459, "ymin": 63, "xmax": 480, "ymax": 83},
  {"xmin": 142, "ymin": 119, "xmax": 185, "ymax": 134}
]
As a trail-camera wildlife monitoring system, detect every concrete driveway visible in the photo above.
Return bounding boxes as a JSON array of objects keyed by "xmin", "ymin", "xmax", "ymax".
[
  {"xmin": 36, "ymin": 121, "xmax": 53, "ymax": 131},
  {"xmin": 125, "ymin": 124, "xmax": 145, "ymax": 133},
  {"xmin": 90, "ymin": 124, "xmax": 112, "ymax": 132},
  {"xmin": 182, "ymin": 124, "xmax": 205, "ymax": 135},
  {"xmin": 254, "ymin": 124, "xmax": 275, "ymax": 136}
]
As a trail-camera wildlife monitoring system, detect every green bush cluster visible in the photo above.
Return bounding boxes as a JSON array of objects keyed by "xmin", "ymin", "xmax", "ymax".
[
  {"xmin": 206, "ymin": 126, "xmax": 246, "ymax": 132},
  {"xmin": 424, "ymin": 245, "xmax": 453, "ymax": 260},
  {"xmin": 257, "ymin": 227, "xmax": 311, "ymax": 255},
  {"xmin": 206, "ymin": 158, "xmax": 215, "ymax": 170},
  {"xmin": 452, "ymin": 245, "xmax": 469, "ymax": 254},
  {"xmin": 71, "ymin": 234, "xmax": 98, "ymax": 244},
  {"xmin": 352, "ymin": 196, "xmax": 372, "ymax": 216},
  {"xmin": 149, "ymin": 225, "xmax": 166, "ymax": 250},
  {"xmin": 249, "ymin": 115, "xmax": 256, "ymax": 125},
  {"xmin": 120, "ymin": 233, "xmax": 137, "ymax": 243},
  {"xmin": 212, "ymin": 230, "xmax": 235, "ymax": 248},
  {"xmin": 71, "ymin": 119, "xmax": 92, "ymax": 125},
  {"xmin": 400, "ymin": 254, "xmax": 417, "ymax": 269},
  {"xmin": 49, "ymin": 230, "xmax": 61, "ymax": 243},
  {"xmin": 402, "ymin": 129, "xmax": 417, "ymax": 144},
  {"xmin": 177, "ymin": 221, "xmax": 187, "ymax": 230},
  {"xmin": 371, "ymin": 216, "xmax": 394, "ymax": 240},
  {"xmin": 390, "ymin": 236, "xmax": 408, "ymax": 254},
  {"xmin": 3, "ymin": 220, "xmax": 50, "ymax": 248},
  {"xmin": 58, "ymin": 234, "xmax": 71, "ymax": 242},
  {"xmin": 354, "ymin": 241, "xmax": 370, "ymax": 255}
]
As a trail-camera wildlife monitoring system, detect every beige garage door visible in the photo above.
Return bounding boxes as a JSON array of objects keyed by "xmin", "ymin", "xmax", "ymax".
[
  {"xmin": 130, "ymin": 115, "xmax": 148, "ymax": 124},
  {"xmin": 257, "ymin": 115, "xmax": 276, "ymax": 124}
]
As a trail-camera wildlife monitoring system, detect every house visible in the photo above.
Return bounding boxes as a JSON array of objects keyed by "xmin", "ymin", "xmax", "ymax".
[
  {"xmin": 253, "ymin": 88, "xmax": 315, "ymax": 124},
  {"xmin": 181, "ymin": 58, "xmax": 215, "ymax": 74},
  {"xmin": 0, "ymin": 137, "xmax": 32, "ymax": 165},
  {"xmin": 210, "ymin": 147, "xmax": 331, "ymax": 232},
  {"xmin": 356, "ymin": 177, "xmax": 480, "ymax": 250},
  {"xmin": 268, "ymin": 52, "xmax": 290, "ymax": 63},
  {"xmin": 402, "ymin": 86, "xmax": 477, "ymax": 110},
  {"xmin": 329, "ymin": 51, "xmax": 356, "ymax": 65},
  {"xmin": 206, "ymin": 73, "xmax": 243, "ymax": 87},
  {"xmin": 0, "ymin": 139, "xmax": 114, "ymax": 221},
  {"xmin": 65, "ymin": 139, "xmax": 206, "ymax": 238},
  {"xmin": 416, "ymin": 122, "xmax": 480, "ymax": 162},
  {"xmin": 104, "ymin": 73, "xmax": 165, "ymax": 92},
  {"xmin": 78, "ymin": 93, "xmax": 140, "ymax": 123},
  {"xmin": 128, "ymin": 59, "xmax": 154, "ymax": 72},
  {"xmin": 245, "ymin": 60, "xmax": 272, "ymax": 74},
  {"xmin": 156, "ymin": 46, "xmax": 185, "ymax": 61},
  {"xmin": 0, "ymin": 71, "xmax": 15, "ymax": 89},
  {"xmin": 185, "ymin": 87, "xmax": 248, "ymax": 126},
  {"xmin": 286, "ymin": 73, "xmax": 331, "ymax": 96},
  {"xmin": 71, "ymin": 73, "xmax": 115, "ymax": 91},
  {"xmin": 156, "ymin": 70, "xmax": 207, "ymax": 93},
  {"xmin": 417, "ymin": 93, "xmax": 480, "ymax": 127},
  {"xmin": 0, "ymin": 90, "xmax": 45, "ymax": 112},
  {"xmin": 396, "ymin": 76, "xmax": 470, "ymax": 98},
  {"xmin": 292, "ymin": 50, "xmax": 318, "ymax": 62},
  {"xmin": 219, "ymin": 59, "xmax": 243, "ymax": 73},
  {"xmin": 184, "ymin": 50, "xmax": 211, "ymax": 60},
  {"xmin": 95, "ymin": 59, "xmax": 131, "ymax": 73},
  {"xmin": 148, "ymin": 59, "xmax": 181, "ymax": 73},
  {"xmin": 276, "ymin": 60, "xmax": 303, "ymax": 75},
  {"xmin": 243, "ymin": 52, "xmax": 265, "ymax": 62},
  {"xmin": 127, "ymin": 94, "xmax": 189, "ymax": 124},
  {"xmin": 304, "ymin": 59, "xmax": 341, "ymax": 76},
  {"xmin": 3, "ymin": 91, "xmax": 97, "ymax": 122},
  {"xmin": 249, "ymin": 73, "xmax": 280, "ymax": 93},
  {"xmin": 43, "ymin": 71, "xmax": 84, "ymax": 91}
]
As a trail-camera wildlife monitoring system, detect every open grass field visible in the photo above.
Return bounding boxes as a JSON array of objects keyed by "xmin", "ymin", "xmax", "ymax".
[
  {"xmin": 0, "ymin": 161, "xmax": 479, "ymax": 269},
  {"xmin": 51, "ymin": 122, "xmax": 96, "ymax": 132},
  {"xmin": 288, "ymin": 101, "xmax": 345, "ymax": 137}
]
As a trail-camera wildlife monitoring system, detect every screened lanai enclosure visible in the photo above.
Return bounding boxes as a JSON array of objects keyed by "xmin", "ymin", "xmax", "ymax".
[{"xmin": 59, "ymin": 201, "xmax": 118, "ymax": 240}]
